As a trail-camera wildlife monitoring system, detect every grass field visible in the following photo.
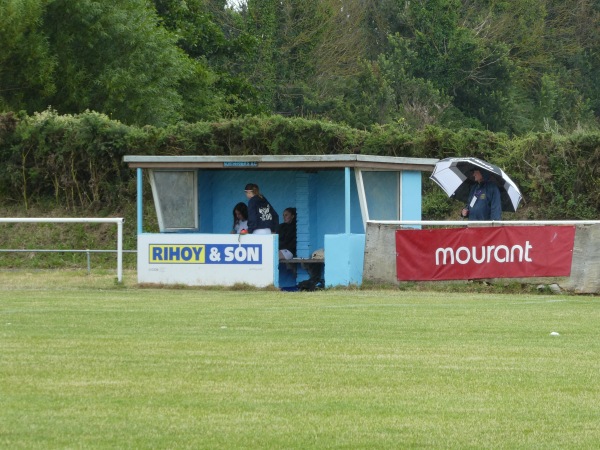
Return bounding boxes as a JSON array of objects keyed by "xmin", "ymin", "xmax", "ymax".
[{"xmin": 1, "ymin": 271, "xmax": 600, "ymax": 449}]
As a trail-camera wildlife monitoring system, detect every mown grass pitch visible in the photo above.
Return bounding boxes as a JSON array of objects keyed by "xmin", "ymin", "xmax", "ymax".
[{"xmin": 1, "ymin": 271, "xmax": 599, "ymax": 448}]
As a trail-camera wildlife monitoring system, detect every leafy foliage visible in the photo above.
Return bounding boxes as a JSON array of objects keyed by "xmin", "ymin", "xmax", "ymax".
[
  {"xmin": 2, "ymin": 0, "xmax": 600, "ymax": 133},
  {"xmin": 152, "ymin": 0, "xmax": 263, "ymax": 118},
  {"xmin": 42, "ymin": 0, "xmax": 198, "ymax": 126},
  {"xmin": 1, "ymin": 111, "xmax": 599, "ymax": 221},
  {"xmin": 0, "ymin": 110, "xmax": 132, "ymax": 209},
  {"xmin": 0, "ymin": 0, "xmax": 56, "ymax": 111}
]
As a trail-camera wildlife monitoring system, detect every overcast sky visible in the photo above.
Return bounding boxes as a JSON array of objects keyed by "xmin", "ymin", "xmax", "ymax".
[{"xmin": 226, "ymin": 0, "xmax": 246, "ymax": 10}]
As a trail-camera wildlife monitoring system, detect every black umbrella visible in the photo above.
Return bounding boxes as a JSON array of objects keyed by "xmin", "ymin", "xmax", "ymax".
[{"xmin": 430, "ymin": 157, "xmax": 523, "ymax": 212}]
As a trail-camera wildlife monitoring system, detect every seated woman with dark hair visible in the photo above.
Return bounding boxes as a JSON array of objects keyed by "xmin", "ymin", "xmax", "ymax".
[
  {"xmin": 231, "ymin": 202, "xmax": 248, "ymax": 234},
  {"xmin": 278, "ymin": 207, "xmax": 296, "ymax": 260}
]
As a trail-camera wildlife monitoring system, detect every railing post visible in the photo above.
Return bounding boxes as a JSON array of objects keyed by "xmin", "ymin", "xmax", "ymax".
[
  {"xmin": 117, "ymin": 219, "xmax": 123, "ymax": 283},
  {"xmin": 344, "ymin": 167, "xmax": 351, "ymax": 234}
]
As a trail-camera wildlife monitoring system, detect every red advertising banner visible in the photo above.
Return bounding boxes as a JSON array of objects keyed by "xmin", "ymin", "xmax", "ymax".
[{"xmin": 396, "ymin": 226, "xmax": 576, "ymax": 281}]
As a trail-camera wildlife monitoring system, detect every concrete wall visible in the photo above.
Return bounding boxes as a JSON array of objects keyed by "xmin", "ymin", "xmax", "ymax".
[
  {"xmin": 363, "ymin": 223, "xmax": 399, "ymax": 285},
  {"xmin": 556, "ymin": 224, "xmax": 600, "ymax": 293},
  {"xmin": 363, "ymin": 223, "xmax": 600, "ymax": 294}
]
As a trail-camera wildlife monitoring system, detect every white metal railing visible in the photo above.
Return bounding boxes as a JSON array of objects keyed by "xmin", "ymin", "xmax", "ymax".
[
  {"xmin": 0, "ymin": 218, "xmax": 125, "ymax": 282},
  {"xmin": 369, "ymin": 220, "xmax": 600, "ymax": 226}
]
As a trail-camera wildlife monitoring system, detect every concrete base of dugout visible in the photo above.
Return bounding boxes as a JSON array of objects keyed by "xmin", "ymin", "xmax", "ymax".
[{"xmin": 363, "ymin": 223, "xmax": 600, "ymax": 294}]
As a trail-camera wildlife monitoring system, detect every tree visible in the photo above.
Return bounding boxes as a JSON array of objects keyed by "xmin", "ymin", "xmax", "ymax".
[
  {"xmin": 42, "ymin": 0, "xmax": 203, "ymax": 126},
  {"xmin": 0, "ymin": 0, "xmax": 56, "ymax": 112},
  {"xmin": 152, "ymin": 0, "xmax": 264, "ymax": 117},
  {"xmin": 242, "ymin": 0, "xmax": 381, "ymax": 122},
  {"xmin": 458, "ymin": 0, "xmax": 598, "ymax": 132}
]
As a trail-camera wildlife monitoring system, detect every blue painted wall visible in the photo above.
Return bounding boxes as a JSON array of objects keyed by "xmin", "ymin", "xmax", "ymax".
[
  {"xmin": 198, "ymin": 169, "xmax": 364, "ymax": 251},
  {"xmin": 194, "ymin": 168, "xmax": 423, "ymax": 286}
]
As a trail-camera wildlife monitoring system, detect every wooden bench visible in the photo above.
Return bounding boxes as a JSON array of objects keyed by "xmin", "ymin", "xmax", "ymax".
[{"xmin": 282, "ymin": 258, "xmax": 325, "ymax": 277}]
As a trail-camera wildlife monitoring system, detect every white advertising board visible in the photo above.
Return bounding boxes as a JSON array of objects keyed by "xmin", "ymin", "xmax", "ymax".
[{"xmin": 137, "ymin": 233, "xmax": 278, "ymax": 287}]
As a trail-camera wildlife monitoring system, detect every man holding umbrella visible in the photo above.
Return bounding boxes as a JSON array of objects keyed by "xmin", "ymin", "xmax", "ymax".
[
  {"xmin": 431, "ymin": 156, "xmax": 522, "ymax": 220},
  {"xmin": 460, "ymin": 169, "xmax": 502, "ymax": 220}
]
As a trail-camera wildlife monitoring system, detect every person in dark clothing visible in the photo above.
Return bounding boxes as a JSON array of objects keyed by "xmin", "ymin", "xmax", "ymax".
[
  {"xmin": 244, "ymin": 183, "xmax": 279, "ymax": 234},
  {"xmin": 278, "ymin": 207, "xmax": 296, "ymax": 260},
  {"xmin": 460, "ymin": 169, "xmax": 502, "ymax": 220}
]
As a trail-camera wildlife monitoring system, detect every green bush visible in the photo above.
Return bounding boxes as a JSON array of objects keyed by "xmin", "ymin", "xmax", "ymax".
[{"xmin": 1, "ymin": 110, "xmax": 599, "ymax": 220}]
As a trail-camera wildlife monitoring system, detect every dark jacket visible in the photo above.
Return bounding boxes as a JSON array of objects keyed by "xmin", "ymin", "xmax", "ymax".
[
  {"xmin": 278, "ymin": 221, "xmax": 296, "ymax": 256},
  {"xmin": 247, "ymin": 195, "xmax": 279, "ymax": 233},
  {"xmin": 465, "ymin": 178, "xmax": 502, "ymax": 220}
]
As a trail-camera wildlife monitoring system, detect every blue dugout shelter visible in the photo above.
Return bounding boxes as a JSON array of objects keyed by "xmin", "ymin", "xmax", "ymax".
[{"xmin": 124, "ymin": 154, "xmax": 437, "ymax": 288}]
